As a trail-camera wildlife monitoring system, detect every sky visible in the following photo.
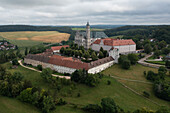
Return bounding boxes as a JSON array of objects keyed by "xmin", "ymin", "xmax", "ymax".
[{"xmin": 0, "ymin": 0, "xmax": 170, "ymax": 25}]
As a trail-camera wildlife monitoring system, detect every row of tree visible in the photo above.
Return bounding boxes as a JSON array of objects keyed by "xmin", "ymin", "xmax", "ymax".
[
  {"xmin": 144, "ymin": 66, "xmax": 170, "ymax": 101},
  {"xmin": 61, "ymin": 45, "xmax": 108, "ymax": 62}
]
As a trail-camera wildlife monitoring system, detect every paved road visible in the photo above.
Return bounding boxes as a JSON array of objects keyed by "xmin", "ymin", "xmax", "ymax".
[
  {"xmin": 138, "ymin": 53, "xmax": 165, "ymax": 69},
  {"xmin": 18, "ymin": 60, "xmax": 71, "ymax": 79}
]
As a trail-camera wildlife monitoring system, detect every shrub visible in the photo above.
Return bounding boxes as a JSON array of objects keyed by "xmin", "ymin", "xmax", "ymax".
[
  {"xmin": 77, "ymin": 93, "xmax": 81, "ymax": 97},
  {"xmin": 37, "ymin": 65, "xmax": 43, "ymax": 71},
  {"xmin": 143, "ymin": 91, "xmax": 150, "ymax": 98},
  {"xmin": 83, "ymin": 104, "xmax": 102, "ymax": 113},
  {"xmin": 57, "ymin": 98, "xmax": 67, "ymax": 105},
  {"xmin": 107, "ymin": 80, "xmax": 111, "ymax": 85}
]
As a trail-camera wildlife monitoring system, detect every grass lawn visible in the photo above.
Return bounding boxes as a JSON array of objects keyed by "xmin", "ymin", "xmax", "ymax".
[
  {"xmin": 0, "ymin": 96, "xmax": 40, "ymax": 113},
  {"xmin": 145, "ymin": 61, "xmax": 165, "ymax": 65},
  {"xmin": 0, "ymin": 31, "xmax": 70, "ymax": 47},
  {"xmin": 102, "ymin": 64, "xmax": 170, "ymax": 108}
]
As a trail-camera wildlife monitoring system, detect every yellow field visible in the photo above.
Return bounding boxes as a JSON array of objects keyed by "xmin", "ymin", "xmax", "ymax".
[{"xmin": 0, "ymin": 31, "xmax": 70, "ymax": 43}]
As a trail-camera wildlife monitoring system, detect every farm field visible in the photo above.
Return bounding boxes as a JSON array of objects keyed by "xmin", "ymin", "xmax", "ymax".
[
  {"xmin": 72, "ymin": 28, "xmax": 105, "ymax": 31},
  {"xmin": 102, "ymin": 64, "xmax": 170, "ymax": 107},
  {"xmin": 0, "ymin": 63, "xmax": 168, "ymax": 113},
  {"xmin": 0, "ymin": 31, "xmax": 70, "ymax": 47}
]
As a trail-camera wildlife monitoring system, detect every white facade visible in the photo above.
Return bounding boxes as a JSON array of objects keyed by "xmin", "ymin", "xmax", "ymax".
[
  {"xmin": 91, "ymin": 43, "xmax": 136, "ymax": 54},
  {"xmin": 88, "ymin": 61, "xmax": 114, "ymax": 74}
]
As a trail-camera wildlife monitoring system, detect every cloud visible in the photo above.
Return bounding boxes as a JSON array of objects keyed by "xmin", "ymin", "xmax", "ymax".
[{"xmin": 0, "ymin": 0, "xmax": 170, "ymax": 25}]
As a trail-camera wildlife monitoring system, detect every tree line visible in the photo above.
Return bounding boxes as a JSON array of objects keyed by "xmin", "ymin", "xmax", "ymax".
[
  {"xmin": 60, "ymin": 44, "xmax": 108, "ymax": 62},
  {"xmin": 144, "ymin": 66, "xmax": 170, "ymax": 101}
]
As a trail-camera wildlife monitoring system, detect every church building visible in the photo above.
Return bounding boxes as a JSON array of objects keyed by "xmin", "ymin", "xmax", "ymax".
[{"xmin": 74, "ymin": 22, "xmax": 108, "ymax": 49}]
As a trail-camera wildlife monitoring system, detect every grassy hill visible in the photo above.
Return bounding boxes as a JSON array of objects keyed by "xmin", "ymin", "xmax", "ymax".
[
  {"xmin": 1, "ymin": 63, "xmax": 169, "ymax": 113},
  {"xmin": 102, "ymin": 64, "xmax": 170, "ymax": 108}
]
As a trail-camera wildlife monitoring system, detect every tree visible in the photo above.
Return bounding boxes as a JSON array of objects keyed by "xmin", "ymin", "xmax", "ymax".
[
  {"xmin": 122, "ymin": 59, "xmax": 131, "ymax": 69},
  {"xmin": 25, "ymin": 47, "xmax": 28, "ymax": 56},
  {"xmin": 84, "ymin": 51, "xmax": 90, "ymax": 61},
  {"xmin": 158, "ymin": 40, "xmax": 167, "ymax": 49},
  {"xmin": 60, "ymin": 47, "xmax": 65, "ymax": 54},
  {"xmin": 103, "ymin": 50, "xmax": 108, "ymax": 57},
  {"xmin": 99, "ymin": 51, "xmax": 104, "ymax": 59},
  {"xmin": 12, "ymin": 59, "xmax": 19, "ymax": 65},
  {"xmin": 162, "ymin": 48, "xmax": 170, "ymax": 55},
  {"xmin": 165, "ymin": 60, "xmax": 170, "ymax": 69},
  {"xmin": 79, "ymin": 50, "xmax": 83, "ymax": 58},
  {"xmin": 18, "ymin": 88, "xmax": 33, "ymax": 103},
  {"xmin": 42, "ymin": 96, "xmax": 56, "ymax": 113},
  {"xmin": 144, "ymin": 44, "xmax": 152, "ymax": 54},
  {"xmin": 101, "ymin": 97, "xmax": 117, "ymax": 113},
  {"xmin": 128, "ymin": 54, "xmax": 139, "ymax": 65},
  {"xmin": 158, "ymin": 66, "xmax": 167, "ymax": 74},
  {"xmin": 154, "ymin": 50, "xmax": 161, "ymax": 58},
  {"xmin": 118, "ymin": 55, "xmax": 128, "ymax": 64},
  {"xmin": 91, "ymin": 52, "xmax": 98, "ymax": 61},
  {"xmin": 40, "ymin": 68, "xmax": 52, "ymax": 82},
  {"xmin": 75, "ymin": 50, "xmax": 79, "ymax": 58},
  {"xmin": 100, "ymin": 47, "xmax": 104, "ymax": 53},
  {"xmin": 37, "ymin": 65, "xmax": 43, "ymax": 71}
]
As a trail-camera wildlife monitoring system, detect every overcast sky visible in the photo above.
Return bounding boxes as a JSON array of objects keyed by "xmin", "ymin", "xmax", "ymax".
[{"xmin": 0, "ymin": 0, "xmax": 170, "ymax": 25}]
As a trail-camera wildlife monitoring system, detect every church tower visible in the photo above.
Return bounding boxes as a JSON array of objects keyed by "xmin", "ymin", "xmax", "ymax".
[{"xmin": 85, "ymin": 22, "xmax": 91, "ymax": 49}]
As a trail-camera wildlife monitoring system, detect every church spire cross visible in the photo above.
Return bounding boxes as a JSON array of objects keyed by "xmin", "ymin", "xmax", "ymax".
[{"xmin": 86, "ymin": 21, "xmax": 90, "ymax": 26}]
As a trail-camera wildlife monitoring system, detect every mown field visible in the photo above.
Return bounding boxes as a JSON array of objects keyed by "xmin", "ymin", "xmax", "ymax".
[
  {"xmin": 0, "ymin": 31, "xmax": 70, "ymax": 47},
  {"xmin": 0, "ymin": 63, "xmax": 169, "ymax": 113},
  {"xmin": 102, "ymin": 64, "xmax": 170, "ymax": 108},
  {"xmin": 72, "ymin": 28, "xmax": 104, "ymax": 31}
]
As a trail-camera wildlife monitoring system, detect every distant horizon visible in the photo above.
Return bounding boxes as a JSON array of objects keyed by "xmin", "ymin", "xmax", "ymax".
[{"xmin": 0, "ymin": 23, "xmax": 170, "ymax": 27}]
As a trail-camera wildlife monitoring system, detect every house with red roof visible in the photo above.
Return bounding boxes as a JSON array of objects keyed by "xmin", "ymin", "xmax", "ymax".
[
  {"xmin": 91, "ymin": 38, "xmax": 136, "ymax": 54},
  {"xmin": 51, "ymin": 45, "xmax": 69, "ymax": 53}
]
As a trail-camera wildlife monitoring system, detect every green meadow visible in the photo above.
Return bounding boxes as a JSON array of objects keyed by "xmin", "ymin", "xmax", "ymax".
[{"xmin": 0, "ymin": 63, "xmax": 169, "ymax": 113}]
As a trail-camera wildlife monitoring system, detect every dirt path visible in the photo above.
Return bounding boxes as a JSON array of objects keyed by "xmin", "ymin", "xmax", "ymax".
[
  {"xmin": 110, "ymin": 76, "xmax": 153, "ymax": 84},
  {"xmin": 18, "ymin": 60, "xmax": 71, "ymax": 79}
]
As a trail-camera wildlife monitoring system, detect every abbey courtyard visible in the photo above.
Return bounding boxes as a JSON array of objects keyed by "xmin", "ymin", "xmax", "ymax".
[{"xmin": 24, "ymin": 22, "xmax": 137, "ymax": 74}]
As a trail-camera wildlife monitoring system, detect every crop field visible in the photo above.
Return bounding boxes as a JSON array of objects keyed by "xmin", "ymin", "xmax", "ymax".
[{"xmin": 0, "ymin": 31, "xmax": 70, "ymax": 44}]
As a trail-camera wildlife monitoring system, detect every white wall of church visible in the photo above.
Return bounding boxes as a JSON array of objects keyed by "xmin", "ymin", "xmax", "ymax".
[
  {"xmin": 88, "ymin": 61, "xmax": 114, "ymax": 74},
  {"xmin": 91, "ymin": 44, "xmax": 136, "ymax": 54},
  {"xmin": 24, "ymin": 58, "xmax": 76, "ymax": 74}
]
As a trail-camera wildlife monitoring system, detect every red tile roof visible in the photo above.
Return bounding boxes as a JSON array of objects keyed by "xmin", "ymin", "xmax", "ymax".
[
  {"xmin": 48, "ymin": 55, "xmax": 89, "ymax": 70},
  {"xmin": 51, "ymin": 45, "xmax": 69, "ymax": 51},
  {"xmin": 93, "ymin": 38, "xmax": 136, "ymax": 46},
  {"xmin": 25, "ymin": 54, "xmax": 114, "ymax": 71}
]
